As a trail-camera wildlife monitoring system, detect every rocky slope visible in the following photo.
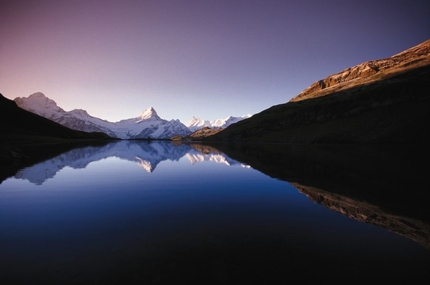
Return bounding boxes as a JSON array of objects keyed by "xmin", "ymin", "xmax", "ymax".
[
  {"xmin": 173, "ymin": 126, "xmax": 224, "ymax": 141},
  {"xmin": 205, "ymin": 40, "xmax": 430, "ymax": 144},
  {"xmin": 291, "ymin": 39, "xmax": 430, "ymax": 102}
]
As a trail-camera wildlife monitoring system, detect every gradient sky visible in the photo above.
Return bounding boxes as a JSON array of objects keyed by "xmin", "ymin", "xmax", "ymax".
[{"xmin": 1, "ymin": 0, "xmax": 429, "ymax": 124}]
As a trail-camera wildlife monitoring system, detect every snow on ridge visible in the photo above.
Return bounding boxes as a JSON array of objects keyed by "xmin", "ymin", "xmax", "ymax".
[
  {"xmin": 15, "ymin": 92, "xmax": 66, "ymax": 120},
  {"xmin": 138, "ymin": 107, "xmax": 161, "ymax": 121},
  {"xmin": 186, "ymin": 114, "xmax": 252, "ymax": 132},
  {"xmin": 14, "ymin": 93, "xmax": 191, "ymax": 139},
  {"xmin": 14, "ymin": 92, "xmax": 252, "ymax": 138}
]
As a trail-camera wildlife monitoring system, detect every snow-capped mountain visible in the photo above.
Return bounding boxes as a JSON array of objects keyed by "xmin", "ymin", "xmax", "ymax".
[
  {"xmin": 14, "ymin": 92, "xmax": 192, "ymax": 139},
  {"xmin": 14, "ymin": 92, "xmax": 252, "ymax": 138},
  {"xmin": 186, "ymin": 114, "xmax": 252, "ymax": 132},
  {"xmin": 14, "ymin": 92, "xmax": 65, "ymax": 120}
]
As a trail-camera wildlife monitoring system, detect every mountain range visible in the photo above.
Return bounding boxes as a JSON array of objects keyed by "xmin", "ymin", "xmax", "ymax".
[{"xmin": 14, "ymin": 93, "xmax": 251, "ymax": 139}]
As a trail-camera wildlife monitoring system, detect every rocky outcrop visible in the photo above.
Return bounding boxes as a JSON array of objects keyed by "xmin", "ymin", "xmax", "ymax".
[
  {"xmin": 175, "ymin": 127, "xmax": 223, "ymax": 141},
  {"xmin": 291, "ymin": 39, "xmax": 430, "ymax": 102}
]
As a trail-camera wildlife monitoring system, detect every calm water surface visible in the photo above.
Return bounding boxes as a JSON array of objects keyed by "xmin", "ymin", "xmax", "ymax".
[{"xmin": 1, "ymin": 141, "xmax": 429, "ymax": 283}]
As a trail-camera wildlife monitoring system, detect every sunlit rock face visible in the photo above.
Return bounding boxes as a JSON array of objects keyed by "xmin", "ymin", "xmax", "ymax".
[{"xmin": 290, "ymin": 39, "xmax": 430, "ymax": 102}]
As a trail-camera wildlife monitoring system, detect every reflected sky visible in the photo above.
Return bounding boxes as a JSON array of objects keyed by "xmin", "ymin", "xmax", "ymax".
[{"xmin": 0, "ymin": 141, "xmax": 429, "ymax": 283}]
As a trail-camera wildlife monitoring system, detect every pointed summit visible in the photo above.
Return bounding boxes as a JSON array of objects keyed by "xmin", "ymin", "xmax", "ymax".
[
  {"xmin": 138, "ymin": 107, "xmax": 161, "ymax": 121},
  {"xmin": 187, "ymin": 116, "xmax": 200, "ymax": 125}
]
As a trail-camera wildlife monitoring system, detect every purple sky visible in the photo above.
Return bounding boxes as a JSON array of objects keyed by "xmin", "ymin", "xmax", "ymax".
[{"xmin": 1, "ymin": 0, "xmax": 429, "ymax": 124}]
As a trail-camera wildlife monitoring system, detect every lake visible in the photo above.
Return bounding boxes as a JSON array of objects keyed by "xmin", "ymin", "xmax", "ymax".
[{"xmin": 1, "ymin": 140, "xmax": 429, "ymax": 284}]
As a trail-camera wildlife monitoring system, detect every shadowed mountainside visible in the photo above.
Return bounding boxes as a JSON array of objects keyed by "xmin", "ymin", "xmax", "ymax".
[{"xmin": 205, "ymin": 40, "xmax": 430, "ymax": 143}]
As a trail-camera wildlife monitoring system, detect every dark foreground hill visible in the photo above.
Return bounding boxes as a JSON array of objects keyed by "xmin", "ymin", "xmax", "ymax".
[{"xmin": 205, "ymin": 40, "xmax": 430, "ymax": 144}]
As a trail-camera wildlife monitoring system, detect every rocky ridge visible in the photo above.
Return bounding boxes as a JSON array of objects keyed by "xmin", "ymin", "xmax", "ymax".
[{"xmin": 291, "ymin": 39, "xmax": 430, "ymax": 102}]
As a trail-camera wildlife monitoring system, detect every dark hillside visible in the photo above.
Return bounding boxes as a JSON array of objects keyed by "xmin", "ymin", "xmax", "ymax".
[{"xmin": 205, "ymin": 40, "xmax": 430, "ymax": 144}]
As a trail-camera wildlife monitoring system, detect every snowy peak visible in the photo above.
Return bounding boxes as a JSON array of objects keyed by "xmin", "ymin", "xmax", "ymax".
[
  {"xmin": 69, "ymin": 109, "xmax": 91, "ymax": 118},
  {"xmin": 14, "ymin": 94, "xmax": 191, "ymax": 139},
  {"xmin": 138, "ymin": 107, "xmax": 161, "ymax": 121},
  {"xmin": 17, "ymin": 92, "xmax": 58, "ymax": 108},
  {"xmin": 14, "ymin": 92, "xmax": 66, "ymax": 120},
  {"xmin": 186, "ymin": 116, "xmax": 211, "ymax": 131},
  {"xmin": 13, "ymin": 93, "xmax": 252, "ymax": 139},
  {"xmin": 186, "ymin": 114, "xmax": 252, "ymax": 132}
]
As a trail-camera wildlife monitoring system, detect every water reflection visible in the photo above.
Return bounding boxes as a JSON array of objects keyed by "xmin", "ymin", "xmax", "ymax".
[
  {"xmin": 213, "ymin": 142, "xmax": 430, "ymax": 249},
  {"xmin": 1, "ymin": 141, "xmax": 429, "ymax": 283},
  {"xmin": 12, "ymin": 141, "xmax": 249, "ymax": 184}
]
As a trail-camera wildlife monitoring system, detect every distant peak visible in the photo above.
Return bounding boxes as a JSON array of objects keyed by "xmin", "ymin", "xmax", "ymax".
[
  {"xmin": 15, "ymin": 92, "xmax": 60, "ymax": 110},
  {"xmin": 29, "ymin": 92, "xmax": 47, "ymax": 98},
  {"xmin": 139, "ymin": 107, "xmax": 160, "ymax": 120},
  {"xmin": 188, "ymin": 116, "xmax": 200, "ymax": 123},
  {"xmin": 24, "ymin": 92, "xmax": 53, "ymax": 104}
]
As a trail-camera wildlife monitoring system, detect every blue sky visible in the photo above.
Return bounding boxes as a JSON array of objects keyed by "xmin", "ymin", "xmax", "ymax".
[{"xmin": 1, "ymin": 0, "xmax": 429, "ymax": 124}]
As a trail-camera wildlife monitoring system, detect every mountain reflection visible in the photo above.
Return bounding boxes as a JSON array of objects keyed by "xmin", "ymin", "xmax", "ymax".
[
  {"xmin": 5, "ymin": 140, "xmax": 430, "ymax": 249},
  {"xmin": 13, "ymin": 141, "xmax": 248, "ymax": 185}
]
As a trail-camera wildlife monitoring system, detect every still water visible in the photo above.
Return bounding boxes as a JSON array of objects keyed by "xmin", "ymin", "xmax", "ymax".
[{"xmin": 1, "ymin": 141, "xmax": 429, "ymax": 283}]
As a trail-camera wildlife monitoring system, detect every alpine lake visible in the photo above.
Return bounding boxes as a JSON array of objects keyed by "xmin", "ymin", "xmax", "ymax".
[{"xmin": 1, "ymin": 140, "xmax": 429, "ymax": 284}]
